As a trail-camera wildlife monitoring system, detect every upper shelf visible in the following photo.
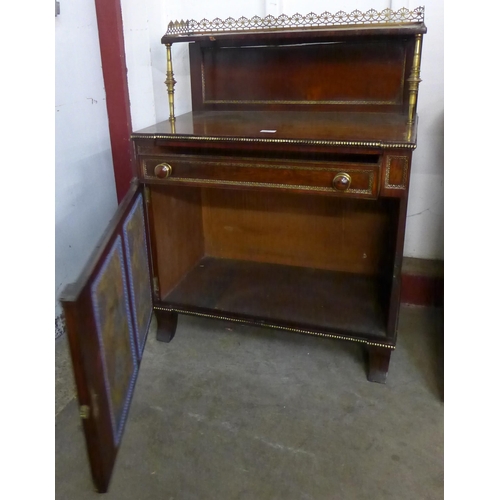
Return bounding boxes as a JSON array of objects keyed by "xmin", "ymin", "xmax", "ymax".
[
  {"xmin": 161, "ymin": 7, "xmax": 427, "ymax": 45},
  {"xmin": 157, "ymin": 7, "xmax": 426, "ymax": 135}
]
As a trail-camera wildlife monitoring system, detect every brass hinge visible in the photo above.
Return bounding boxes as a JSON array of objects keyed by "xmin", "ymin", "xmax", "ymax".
[
  {"xmin": 80, "ymin": 405, "xmax": 90, "ymax": 419},
  {"xmin": 153, "ymin": 277, "xmax": 160, "ymax": 299},
  {"xmin": 80, "ymin": 389, "xmax": 98, "ymax": 420},
  {"xmin": 144, "ymin": 186, "xmax": 151, "ymax": 204}
]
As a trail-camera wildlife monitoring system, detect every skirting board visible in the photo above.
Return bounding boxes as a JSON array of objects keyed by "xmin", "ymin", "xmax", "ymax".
[{"xmin": 401, "ymin": 257, "xmax": 444, "ymax": 307}]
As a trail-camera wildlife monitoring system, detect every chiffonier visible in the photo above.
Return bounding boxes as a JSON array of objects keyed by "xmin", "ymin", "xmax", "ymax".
[{"xmin": 60, "ymin": 7, "xmax": 426, "ymax": 492}]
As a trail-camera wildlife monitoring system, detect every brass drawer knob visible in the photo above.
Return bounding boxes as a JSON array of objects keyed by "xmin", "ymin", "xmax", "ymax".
[
  {"xmin": 332, "ymin": 173, "xmax": 351, "ymax": 191},
  {"xmin": 79, "ymin": 405, "xmax": 90, "ymax": 419},
  {"xmin": 154, "ymin": 163, "xmax": 173, "ymax": 179}
]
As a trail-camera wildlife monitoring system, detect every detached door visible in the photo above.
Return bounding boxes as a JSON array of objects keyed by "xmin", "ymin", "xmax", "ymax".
[{"xmin": 60, "ymin": 181, "xmax": 153, "ymax": 492}]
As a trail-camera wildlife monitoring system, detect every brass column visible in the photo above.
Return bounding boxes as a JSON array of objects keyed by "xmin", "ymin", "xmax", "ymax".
[
  {"xmin": 165, "ymin": 43, "xmax": 176, "ymax": 122},
  {"xmin": 407, "ymin": 34, "xmax": 423, "ymax": 125}
]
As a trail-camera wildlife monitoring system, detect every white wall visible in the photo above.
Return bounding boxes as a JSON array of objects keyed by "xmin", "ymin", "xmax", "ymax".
[
  {"xmin": 55, "ymin": 1, "xmax": 118, "ymax": 320},
  {"xmin": 283, "ymin": 0, "xmax": 390, "ymax": 13},
  {"xmin": 122, "ymin": 0, "xmax": 267, "ymax": 131},
  {"xmin": 122, "ymin": 0, "xmax": 443, "ymax": 260}
]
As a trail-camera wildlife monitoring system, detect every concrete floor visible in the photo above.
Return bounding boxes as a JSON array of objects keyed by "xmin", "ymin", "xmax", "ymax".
[{"xmin": 55, "ymin": 305, "xmax": 443, "ymax": 499}]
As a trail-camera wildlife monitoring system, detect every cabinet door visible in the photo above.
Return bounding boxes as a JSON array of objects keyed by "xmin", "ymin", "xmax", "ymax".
[{"xmin": 59, "ymin": 181, "xmax": 153, "ymax": 492}]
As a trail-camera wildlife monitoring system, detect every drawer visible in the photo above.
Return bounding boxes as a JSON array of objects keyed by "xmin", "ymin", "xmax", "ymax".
[{"xmin": 140, "ymin": 155, "xmax": 380, "ymax": 198}]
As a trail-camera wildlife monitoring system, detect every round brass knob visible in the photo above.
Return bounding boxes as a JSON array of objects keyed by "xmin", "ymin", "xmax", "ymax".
[
  {"xmin": 154, "ymin": 163, "xmax": 173, "ymax": 179},
  {"xmin": 332, "ymin": 173, "xmax": 351, "ymax": 191}
]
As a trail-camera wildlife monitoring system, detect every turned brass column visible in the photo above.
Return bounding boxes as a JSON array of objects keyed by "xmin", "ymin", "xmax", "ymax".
[
  {"xmin": 407, "ymin": 34, "xmax": 423, "ymax": 125},
  {"xmin": 165, "ymin": 43, "xmax": 176, "ymax": 122}
]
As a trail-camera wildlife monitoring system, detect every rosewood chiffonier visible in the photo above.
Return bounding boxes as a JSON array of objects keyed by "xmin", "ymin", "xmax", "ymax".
[{"xmin": 60, "ymin": 7, "xmax": 426, "ymax": 492}]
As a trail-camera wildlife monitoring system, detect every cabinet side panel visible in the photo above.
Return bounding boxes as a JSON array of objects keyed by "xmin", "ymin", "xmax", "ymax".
[
  {"xmin": 202, "ymin": 188, "xmax": 395, "ymax": 276},
  {"xmin": 150, "ymin": 185, "xmax": 205, "ymax": 298}
]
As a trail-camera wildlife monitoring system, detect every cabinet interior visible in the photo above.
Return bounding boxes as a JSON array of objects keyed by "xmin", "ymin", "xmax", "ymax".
[{"xmin": 150, "ymin": 184, "xmax": 399, "ymax": 339}]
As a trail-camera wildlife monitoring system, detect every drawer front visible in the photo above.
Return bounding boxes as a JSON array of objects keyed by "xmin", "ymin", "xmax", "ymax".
[{"xmin": 140, "ymin": 155, "xmax": 380, "ymax": 198}]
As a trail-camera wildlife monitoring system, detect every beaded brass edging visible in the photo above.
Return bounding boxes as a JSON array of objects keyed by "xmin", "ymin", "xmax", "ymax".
[
  {"xmin": 148, "ymin": 176, "xmax": 374, "ymax": 195},
  {"xmin": 131, "ymin": 134, "xmax": 416, "ymax": 150},
  {"xmin": 154, "ymin": 306, "xmax": 395, "ymax": 349},
  {"xmin": 143, "ymin": 157, "xmax": 371, "ymax": 173},
  {"xmin": 166, "ymin": 7, "xmax": 425, "ymax": 35},
  {"xmin": 203, "ymin": 98, "xmax": 399, "ymax": 106}
]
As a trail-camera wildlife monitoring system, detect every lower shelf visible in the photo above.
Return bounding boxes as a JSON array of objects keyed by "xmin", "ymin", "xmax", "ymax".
[{"xmin": 161, "ymin": 257, "xmax": 390, "ymax": 342}]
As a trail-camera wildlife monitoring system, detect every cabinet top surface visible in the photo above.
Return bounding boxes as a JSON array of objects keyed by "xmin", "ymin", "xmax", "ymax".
[{"xmin": 131, "ymin": 110, "xmax": 416, "ymax": 149}]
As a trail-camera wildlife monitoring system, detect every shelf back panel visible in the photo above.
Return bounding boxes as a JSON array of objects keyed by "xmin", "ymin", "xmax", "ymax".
[{"xmin": 190, "ymin": 37, "xmax": 413, "ymax": 114}]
